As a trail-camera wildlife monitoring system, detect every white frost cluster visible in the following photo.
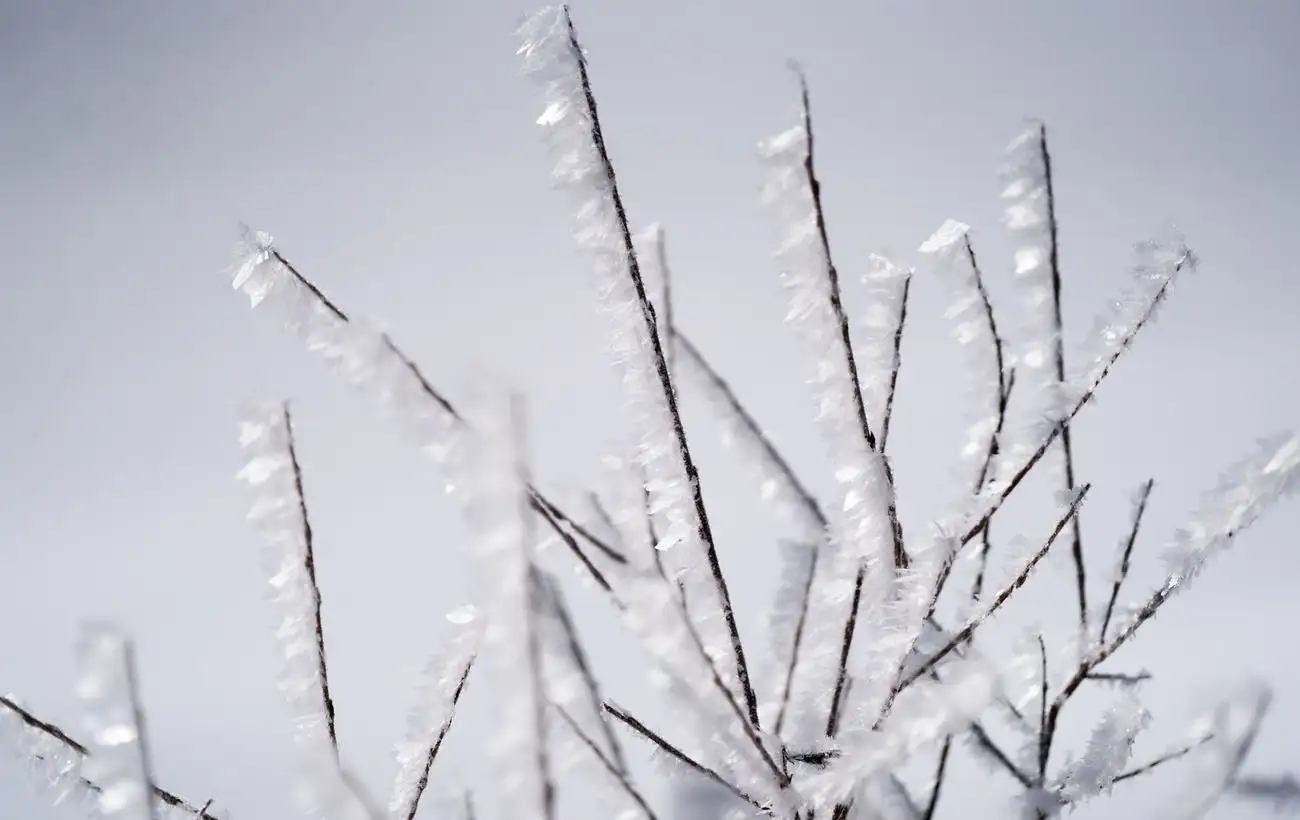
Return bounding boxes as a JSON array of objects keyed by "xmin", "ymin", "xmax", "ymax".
[
  {"xmin": 75, "ymin": 625, "xmax": 154, "ymax": 820},
  {"xmin": 1000, "ymin": 124, "xmax": 1060, "ymax": 381}
]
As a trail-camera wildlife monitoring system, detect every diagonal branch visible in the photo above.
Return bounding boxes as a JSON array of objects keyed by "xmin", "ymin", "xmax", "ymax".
[
  {"xmin": 555, "ymin": 6, "xmax": 759, "ymax": 729},
  {"xmin": 603, "ymin": 701, "xmax": 765, "ymax": 814},
  {"xmin": 551, "ymin": 703, "xmax": 658, "ymax": 820}
]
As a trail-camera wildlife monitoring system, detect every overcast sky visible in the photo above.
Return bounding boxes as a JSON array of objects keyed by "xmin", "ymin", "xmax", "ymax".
[{"xmin": 1, "ymin": 2, "xmax": 1298, "ymax": 819}]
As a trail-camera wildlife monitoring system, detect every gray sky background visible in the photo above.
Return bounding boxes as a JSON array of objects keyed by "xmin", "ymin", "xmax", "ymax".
[{"xmin": 1, "ymin": 2, "xmax": 1298, "ymax": 818}]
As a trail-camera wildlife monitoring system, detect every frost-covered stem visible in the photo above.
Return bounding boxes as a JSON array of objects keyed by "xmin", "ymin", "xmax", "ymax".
[
  {"xmin": 551, "ymin": 704, "xmax": 658, "ymax": 820},
  {"xmin": 1099, "ymin": 479, "xmax": 1154, "ymax": 643},
  {"xmin": 0, "ymin": 695, "xmax": 220, "ymax": 819},
  {"xmin": 283, "ymin": 406, "xmax": 339, "ymax": 760},
  {"xmin": 774, "ymin": 546, "xmax": 819, "ymax": 737},
  {"xmin": 921, "ymin": 737, "xmax": 952, "ymax": 820},
  {"xmin": 549, "ymin": 6, "xmax": 759, "ymax": 728},
  {"xmin": 390, "ymin": 652, "xmax": 475, "ymax": 820},
  {"xmin": 531, "ymin": 496, "xmax": 617, "ymax": 596},
  {"xmin": 824, "ymin": 567, "xmax": 865, "ymax": 737},
  {"xmin": 602, "ymin": 702, "xmax": 764, "ymax": 813},
  {"xmin": 674, "ymin": 332, "xmax": 829, "ymax": 532},
  {"xmin": 76, "ymin": 627, "xmax": 157, "ymax": 820},
  {"xmin": 235, "ymin": 242, "xmax": 622, "ymax": 591},
  {"xmin": 672, "ymin": 328, "xmax": 829, "ymax": 735},
  {"xmin": 926, "ymin": 235, "xmax": 1014, "ymax": 613},
  {"xmin": 1109, "ymin": 736, "xmax": 1210, "ymax": 786},
  {"xmin": 792, "ymin": 66, "xmax": 907, "ymax": 570},
  {"xmin": 1035, "ymin": 634, "xmax": 1049, "ymax": 786},
  {"xmin": 878, "ymin": 274, "xmax": 911, "ymax": 454},
  {"xmin": 897, "ymin": 486, "xmax": 1089, "ymax": 692},
  {"xmin": 958, "ymin": 256, "xmax": 1187, "ymax": 547},
  {"xmin": 1037, "ymin": 126, "xmax": 1089, "ymax": 636},
  {"xmin": 542, "ymin": 573, "xmax": 628, "ymax": 775}
]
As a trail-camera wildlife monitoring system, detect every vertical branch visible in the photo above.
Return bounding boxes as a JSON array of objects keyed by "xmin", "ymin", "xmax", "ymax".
[
  {"xmin": 284, "ymin": 406, "xmax": 339, "ymax": 760},
  {"xmin": 237, "ymin": 403, "xmax": 340, "ymax": 761},
  {"xmin": 878, "ymin": 273, "xmax": 912, "ymax": 454},
  {"xmin": 790, "ymin": 66, "xmax": 907, "ymax": 570},
  {"xmin": 76, "ymin": 626, "xmax": 158, "ymax": 820},
  {"xmin": 520, "ymin": 5, "xmax": 759, "ymax": 729},
  {"xmin": 1003, "ymin": 123, "xmax": 1086, "ymax": 631}
]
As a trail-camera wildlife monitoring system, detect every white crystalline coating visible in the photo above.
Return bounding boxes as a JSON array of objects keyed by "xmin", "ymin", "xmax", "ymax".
[
  {"xmin": 917, "ymin": 219, "xmax": 970, "ymax": 255},
  {"xmin": 857, "ymin": 254, "xmax": 911, "ymax": 437},
  {"xmin": 229, "ymin": 229, "xmax": 463, "ymax": 469},
  {"xmin": 447, "ymin": 386, "xmax": 550, "ymax": 820},
  {"xmin": 1070, "ymin": 233, "xmax": 1195, "ymax": 391},
  {"xmin": 758, "ymin": 539, "xmax": 818, "ymax": 730},
  {"xmin": 236, "ymin": 405, "xmax": 335, "ymax": 762},
  {"xmin": 388, "ymin": 620, "xmax": 479, "ymax": 820},
  {"xmin": 757, "ymin": 96, "xmax": 900, "ymax": 747},
  {"xmin": 0, "ymin": 695, "xmax": 95, "ymax": 809},
  {"xmin": 517, "ymin": 4, "xmax": 740, "ymax": 707},
  {"xmin": 1159, "ymin": 431, "xmax": 1300, "ymax": 592},
  {"xmin": 1055, "ymin": 695, "xmax": 1150, "ymax": 803},
  {"xmin": 919, "ymin": 219, "xmax": 1006, "ymax": 494},
  {"xmin": 76, "ymin": 625, "xmax": 154, "ymax": 820}
]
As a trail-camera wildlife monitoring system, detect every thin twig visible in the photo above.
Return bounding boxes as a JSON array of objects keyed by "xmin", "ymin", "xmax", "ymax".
[
  {"xmin": 282, "ymin": 404, "xmax": 339, "ymax": 760},
  {"xmin": 398, "ymin": 655, "xmax": 475, "ymax": 820},
  {"xmin": 1100, "ymin": 479, "xmax": 1155, "ymax": 643},
  {"xmin": 603, "ymin": 701, "xmax": 765, "ymax": 813},
  {"xmin": 922, "ymin": 737, "xmax": 952, "ymax": 820},
  {"xmin": 879, "ymin": 273, "xmax": 912, "ymax": 454},
  {"xmin": 563, "ymin": 8, "xmax": 759, "ymax": 728},
  {"xmin": 1034, "ymin": 124, "xmax": 1089, "ymax": 635},
  {"xmin": 552, "ymin": 703, "xmax": 658, "ymax": 820},
  {"xmin": 958, "ymin": 255, "xmax": 1187, "ymax": 548},
  {"xmin": 791, "ymin": 64, "xmax": 907, "ymax": 571},
  {"xmin": 0, "ymin": 695, "xmax": 221, "ymax": 820},
  {"xmin": 898, "ymin": 485, "xmax": 1090, "ymax": 691}
]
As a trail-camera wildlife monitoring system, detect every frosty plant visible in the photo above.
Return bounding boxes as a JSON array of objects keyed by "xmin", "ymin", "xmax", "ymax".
[{"xmin": 4, "ymin": 5, "xmax": 1300, "ymax": 820}]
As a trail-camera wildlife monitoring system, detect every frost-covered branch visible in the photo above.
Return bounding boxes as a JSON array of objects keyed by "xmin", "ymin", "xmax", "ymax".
[
  {"xmin": 76, "ymin": 626, "xmax": 157, "ymax": 820},
  {"xmin": 602, "ymin": 701, "xmax": 765, "ymax": 814},
  {"xmin": 1002, "ymin": 123, "xmax": 1088, "ymax": 633},
  {"xmin": 519, "ymin": 5, "xmax": 759, "ymax": 728},
  {"xmin": 388, "ymin": 619, "xmax": 478, "ymax": 820},
  {"xmin": 237, "ymin": 403, "xmax": 339, "ymax": 760},
  {"xmin": 0, "ymin": 695, "xmax": 219, "ymax": 819},
  {"xmin": 230, "ymin": 234, "xmax": 621, "ymax": 594}
]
